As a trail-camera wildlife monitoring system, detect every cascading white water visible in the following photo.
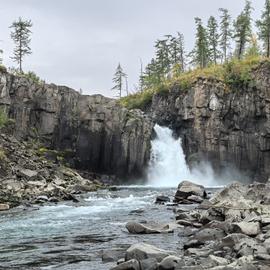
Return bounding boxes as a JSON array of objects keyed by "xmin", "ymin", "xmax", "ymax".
[{"xmin": 147, "ymin": 125, "xmax": 218, "ymax": 187}]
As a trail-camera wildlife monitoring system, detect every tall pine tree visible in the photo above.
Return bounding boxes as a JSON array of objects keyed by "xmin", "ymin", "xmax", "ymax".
[
  {"xmin": 257, "ymin": 0, "xmax": 270, "ymax": 57},
  {"xmin": 233, "ymin": 0, "xmax": 252, "ymax": 59},
  {"xmin": 10, "ymin": 17, "xmax": 33, "ymax": 73},
  {"xmin": 219, "ymin": 8, "xmax": 232, "ymax": 62},
  {"xmin": 154, "ymin": 39, "xmax": 171, "ymax": 79},
  {"xmin": 112, "ymin": 63, "xmax": 127, "ymax": 98},
  {"xmin": 168, "ymin": 33, "xmax": 186, "ymax": 73},
  {"xmin": 191, "ymin": 17, "xmax": 209, "ymax": 68},
  {"xmin": 207, "ymin": 16, "xmax": 220, "ymax": 64}
]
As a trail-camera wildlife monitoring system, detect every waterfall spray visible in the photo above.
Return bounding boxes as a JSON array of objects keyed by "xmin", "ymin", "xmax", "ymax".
[{"xmin": 147, "ymin": 125, "xmax": 218, "ymax": 187}]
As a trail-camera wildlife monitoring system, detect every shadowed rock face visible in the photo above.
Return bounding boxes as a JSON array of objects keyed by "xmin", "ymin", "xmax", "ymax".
[
  {"xmin": 149, "ymin": 62, "xmax": 270, "ymax": 181},
  {"xmin": 0, "ymin": 72, "xmax": 154, "ymax": 180}
]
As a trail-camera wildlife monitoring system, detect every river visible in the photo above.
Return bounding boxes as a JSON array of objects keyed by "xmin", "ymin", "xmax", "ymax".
[
  {"xmin": 0, "ymin": 125, "xmax": 228, "ymax": 269},
  {"xmin": 0, "ymin": 186, "xmax": 186, "ymax": 269}
]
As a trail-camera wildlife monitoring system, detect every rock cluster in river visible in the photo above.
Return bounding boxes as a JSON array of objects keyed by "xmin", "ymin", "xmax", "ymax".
[
  {"xmin": 0, "ymin": 131, "xmax": 103, "ymax": 208},
  {"xmin": 110, "ymin": 180, "xmax": 270, "ymax": 270}
]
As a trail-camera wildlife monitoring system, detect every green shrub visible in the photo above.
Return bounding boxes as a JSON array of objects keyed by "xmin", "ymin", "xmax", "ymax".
[
  {"xmin": 23, "ymin": 71, "xmax": 42, "ymax": 84},
  {"xmin": 223, "ymin": 56, "xmax": 263, "ymax": 90}
]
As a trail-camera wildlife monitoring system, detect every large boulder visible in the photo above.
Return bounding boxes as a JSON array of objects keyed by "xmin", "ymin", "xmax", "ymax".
[{"xmin": 174, "ymin": 181, "xmax": 206, "ymax": 204}]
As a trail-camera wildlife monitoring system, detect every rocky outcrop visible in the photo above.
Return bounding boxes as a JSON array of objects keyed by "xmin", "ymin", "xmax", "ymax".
[
  {"xmin": 111, "ymin": 181, "xmax": 270, "ymax": 270},
  {"xmin": 0, "ymin": 72, "xmax": 154, "ymax": 179},
  {"xmin": 149, "ymin": 61, "xmax": 270, "ymax": 181},
  {"xmin": 0, "ymin": 132, "xmax": 103, "ymax": 207}
]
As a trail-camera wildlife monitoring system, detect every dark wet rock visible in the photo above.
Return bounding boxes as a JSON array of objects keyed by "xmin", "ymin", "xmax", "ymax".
[
  {"xmin": 183, "ymin": 239, "xmax": 204, "ymax": 250},
  {"xmin": 155, "ymin": 196, "xmax": 170, "ymax": 204},
  {"xmin": 126, "ymin": 222, "xmax": 176, "ymax": 234},
  {"xmin": 125, "ymin": 243, "xmax": 174, "ymax": 262},
  {"xmin": 129, "ymin": 209, "xmax": 145, "ymax": 215}
]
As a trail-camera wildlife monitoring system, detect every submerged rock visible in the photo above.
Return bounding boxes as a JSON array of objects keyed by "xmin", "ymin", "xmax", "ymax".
[{"xmin": 155, "ymin": 195, "xmax": 170, "ymax": 204}]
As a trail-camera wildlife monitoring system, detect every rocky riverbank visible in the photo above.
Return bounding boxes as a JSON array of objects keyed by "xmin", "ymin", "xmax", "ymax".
[
  {"xmin": 0, "ymin": 129, "xmax": 106, "ymax": 209},
  {"xmin": 110, "ymin": 180, "xmax": 270, "ymax": 270}
]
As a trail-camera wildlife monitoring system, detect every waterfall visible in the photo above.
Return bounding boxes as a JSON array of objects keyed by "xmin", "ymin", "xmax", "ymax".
[{"xmin": 147, "ymin": 125, "xmax": 217, "ymax": 187}]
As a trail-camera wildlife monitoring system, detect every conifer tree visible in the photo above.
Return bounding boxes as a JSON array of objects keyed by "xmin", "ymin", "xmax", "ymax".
[
  {"xmin": 169, "ymin": 33, "xmax": 186, "ymax": 72},
  {"xmin": 219, "ymin": 8, "xmax": 232, "ymax": 62},
  {"xmin": 142, "ymin": 58, "xmax": 160, "ymax": 89},
  {"xmin": 10, "ymin": 17, "xmax": 33, "ymax": 73},
  {"xmin": 191, "ymin": 17, "xmax": 210, "ymax": 68},
  {"xmin": 257, "ymin": 0, "xmax": 270, "ymax": 57},
  {"xmin": 112, "ymin": 63, "xmax": 127, "ymax": 98},
  {"xmin": 154, "ymin": 39, "xmax": 171, "ymax": 79},
  {"xmin": 233, "ymin": 0, "xmax": 252, "ymax": 59},
  {"xmin": 207, "ymin": 16, "xmax": 220, "ymax": 64}
]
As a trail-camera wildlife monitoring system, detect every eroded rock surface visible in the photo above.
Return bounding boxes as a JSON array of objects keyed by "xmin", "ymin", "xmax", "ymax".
[{"xmin": 0, "ymin": 72, "xmax": 154, "ymax": 179}]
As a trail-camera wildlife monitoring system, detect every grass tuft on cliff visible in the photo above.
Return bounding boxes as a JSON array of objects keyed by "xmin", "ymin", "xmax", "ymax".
[{"xmin": 120, "ymin": 56, "xmax": 267, "ymax": 110}]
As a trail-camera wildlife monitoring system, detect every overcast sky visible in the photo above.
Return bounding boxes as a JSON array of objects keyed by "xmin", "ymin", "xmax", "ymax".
[{"xmin": 0, "ymin": 0, "xmax": 264, "ymax": 97}]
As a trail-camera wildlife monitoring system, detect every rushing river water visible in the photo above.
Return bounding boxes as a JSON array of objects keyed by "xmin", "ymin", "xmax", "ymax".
[
  {"xmin": 0, "ymin": 125, "xmax": 229, "ymax": 269},
  {"xmin": 0, "ymin": 187, "xmax": 187, "ymax": 270}
]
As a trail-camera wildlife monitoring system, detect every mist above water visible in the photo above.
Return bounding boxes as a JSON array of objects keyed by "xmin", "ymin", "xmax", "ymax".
[{"xmin": 147, "ymin": 125, "xmax": 245, "ymax": 188}]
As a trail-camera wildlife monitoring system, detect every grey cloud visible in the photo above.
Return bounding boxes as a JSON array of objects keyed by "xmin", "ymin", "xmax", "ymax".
[{"xmin": 0, "ymin": 0, "xmax": 264, "ymax": 96}]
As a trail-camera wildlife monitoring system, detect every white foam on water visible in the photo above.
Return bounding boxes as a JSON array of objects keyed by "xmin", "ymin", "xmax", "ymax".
[{"xmin": 147, "ymin": 125, "xmax": 222, "ymax": 188}]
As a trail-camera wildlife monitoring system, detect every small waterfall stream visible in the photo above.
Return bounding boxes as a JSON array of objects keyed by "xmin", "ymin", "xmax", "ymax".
[{"xmin": 147, "ymin": 125, "xmax": 218, "ymax": 187}]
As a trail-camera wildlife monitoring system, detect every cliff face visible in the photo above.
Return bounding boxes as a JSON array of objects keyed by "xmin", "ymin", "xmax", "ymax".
[
  {"xmin": 149, "ymin": 62, "xmax": 270, "ymax": 181},
  {"xmin": 0, "ymin": 72, "xmax": 153, "ymax": 179},
  {"xmin": 1, "ymin": 62, "xmax": 269, "ymax": 182}
]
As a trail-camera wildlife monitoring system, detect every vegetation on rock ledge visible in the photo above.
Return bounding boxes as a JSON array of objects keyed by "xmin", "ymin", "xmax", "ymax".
[{"xmin": 121, "ymin": 56, "xmax": 267, "ymax": 110}]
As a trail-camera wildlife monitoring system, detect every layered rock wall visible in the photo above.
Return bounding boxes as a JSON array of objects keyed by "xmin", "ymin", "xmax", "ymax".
[
  {"xmin": 0, "ymin": 72, "xmax": 153, "ymax": 179},
  {"xmin": 149, "ymin": 62, "xmax": 270, "ymax": 181}
]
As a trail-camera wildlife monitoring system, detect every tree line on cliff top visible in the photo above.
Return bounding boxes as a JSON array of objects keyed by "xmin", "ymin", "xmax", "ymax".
[{"xmin": 113, "ymin": 0, "xmax": 270, "ymax": 98}]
